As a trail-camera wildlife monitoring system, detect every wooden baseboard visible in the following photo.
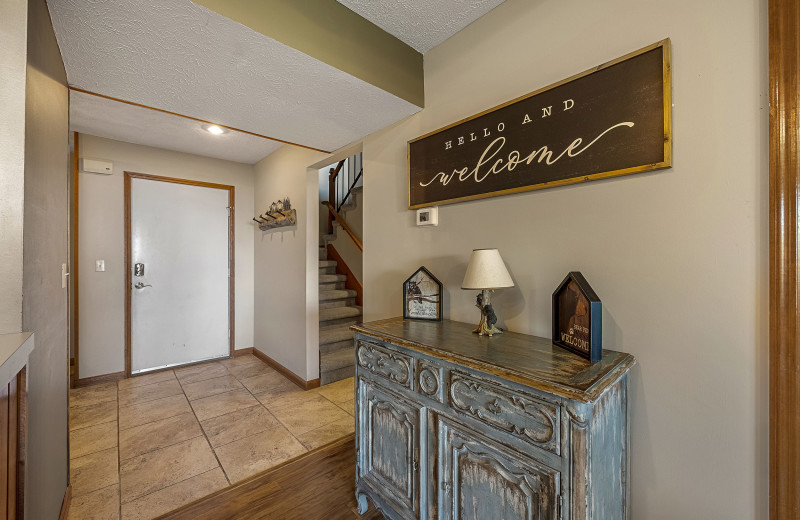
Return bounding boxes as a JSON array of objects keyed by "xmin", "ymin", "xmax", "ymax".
[
  {"xmin": 251, "ymin": 350, "xmax": 320, "ymax": 390},
  {"xmin": 232, "ymin": 348, "xmax": 253, "ymax": 357},
  {"xmin": 58, "ymin": 485, "xmax": 71, "ymax": 520},
  {"xmin": 74, "ymin": 371, "xmax": 125, "ymax": 388}
]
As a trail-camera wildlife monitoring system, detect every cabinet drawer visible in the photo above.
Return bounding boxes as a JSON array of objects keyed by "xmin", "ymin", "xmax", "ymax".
[
  {"xmin": 356, "ymin": 340, "xmax": 413, "ymax": 389},
  {"xmin": 448, "ymin": 371, "xmax": 561, "ymax": 455}
]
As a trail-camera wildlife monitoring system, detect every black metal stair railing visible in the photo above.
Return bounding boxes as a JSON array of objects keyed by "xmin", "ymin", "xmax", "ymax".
[{"xmin": 325, "ymin": 153, "xmax": 363, "ymax": 251}]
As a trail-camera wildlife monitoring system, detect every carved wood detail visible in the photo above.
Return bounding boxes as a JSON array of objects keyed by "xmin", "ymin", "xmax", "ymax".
[
  {"xmin": 354, "ymin": 321, "xmax": 633, "ymax": 520},
  {"xmin": 417, "ymin": 359, "xmax": 442, "ymax": 401},
  {"xmin": 568, "ymin": 405, "xmax": 590, "ymax": 519},
  {"xmin": 358, "ymin": 379, "xmax": 420, "ymax": 518},
  {"xmin": 368, "ymin": 399, "xmax": 415, "ymax": 500},
  {"xmin": 441, "ymin": 421, "xmax": 558, "ymax": 520},
  {"xmin": 357, "ymin": 341, "xmax": 412, "ymax": 387},
  {"xmin": 449, "ymin": 372, "xmax": 559, "ymax": 454}
]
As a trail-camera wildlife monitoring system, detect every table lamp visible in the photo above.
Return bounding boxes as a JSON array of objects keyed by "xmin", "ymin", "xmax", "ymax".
[{"xmin": 461, "ymin": 248, "xmax": 514, "ymax": 336}]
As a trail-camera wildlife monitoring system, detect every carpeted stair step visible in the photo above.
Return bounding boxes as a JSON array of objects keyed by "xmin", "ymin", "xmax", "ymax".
[
  {"xmin": 319, "ymin": 289, "xmax": 357, "ymax": 310},
  {"xmin": 319, "ymin": 289, "xmax": 357, "ymax": 302},
  {"xmin": 320, "ymin": 365, "xmax": 354, "ymax": 386},
  {"xmin": 320, "ymin": 339, "xmax": 354, "ymax": 354},
  {"xmin": 319, "ymin": 306, "xmax": 361, "ymax": 320},
  {"xmin": 320, "ymin": 298, "xmax": 355, "ymax": 310},
  {"xmin": 319, "ymin": 274, "xmax": 346, "ymax": 284},
  {"xmin": 319, "ymin": 246, "xmax": 327, "ymax": 260},
  {"xmin": 320, "ymin": 345, "xmax": 355, "ymax": 374},
  {"xmin": 319, "ymin": 260, "xmax": 337, "ymax": 274},
  {"xmin": 320, "ymin": 319, "xmax": 359, "ymax": 332},
  {"xmin": 320, "ymin": 324, "xmax": 356, "ymax": 346},
  {"xmin": 319, "ymin": 281, "xmax": 346, "ymax": 292},
  {"xmin": 319, "ymin": 306, "xmax": 362, "ymax": 323}
]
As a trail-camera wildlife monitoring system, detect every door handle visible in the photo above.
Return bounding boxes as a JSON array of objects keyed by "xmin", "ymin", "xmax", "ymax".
[{"xmin": 134, "ymin": 282, "xmax": 152, "ymax": 289}]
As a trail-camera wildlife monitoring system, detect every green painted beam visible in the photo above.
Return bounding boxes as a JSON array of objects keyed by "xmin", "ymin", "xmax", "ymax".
[{"xmin": 193, "ymin": 0, "xmax": 424, "ymax": 107}]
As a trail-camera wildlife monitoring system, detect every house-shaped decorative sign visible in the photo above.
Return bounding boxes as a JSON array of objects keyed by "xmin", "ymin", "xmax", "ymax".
[
  {"xmin": 552, "ymin": 272, "xmax": 602, "ymax": 362},
  {"xmin": 403, "ymin": 266, "xmax": 443, "ymax": 321}
]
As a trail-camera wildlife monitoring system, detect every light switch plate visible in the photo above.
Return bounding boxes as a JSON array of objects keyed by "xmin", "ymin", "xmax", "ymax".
[{"xmin": 95, "ymin": 260, "xmax": 105, "ymax": 272}]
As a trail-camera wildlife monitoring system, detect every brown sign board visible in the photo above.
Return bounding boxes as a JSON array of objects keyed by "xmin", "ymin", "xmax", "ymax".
[
  {"xmin": 408, "ymin": 39, "xmax": 672, "ymax": 209},
  {"xmin": 552, "ymin": 272, "xmax": 602, "ymax": 362}
]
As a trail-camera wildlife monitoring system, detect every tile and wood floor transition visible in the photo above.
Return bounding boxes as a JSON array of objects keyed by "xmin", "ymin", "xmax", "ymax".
[
  {"xmin": 67, "ymin": 354, "xmax": 363, "ymax": 520},
  {"xmin": 160, "ymin": 435, "xmax": 382, "ymax": 520}
]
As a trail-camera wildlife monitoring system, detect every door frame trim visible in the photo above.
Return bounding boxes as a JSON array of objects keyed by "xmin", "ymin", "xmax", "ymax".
[
  {"xmin": 769, "ymin": 0, "xmax": 800, "ymax": 515},
  {"xmin": 124, "ymin": 171, "xmax": 236, "ymax": 377}
]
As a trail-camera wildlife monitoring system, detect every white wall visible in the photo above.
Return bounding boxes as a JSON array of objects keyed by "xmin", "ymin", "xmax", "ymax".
[
  {"xmin": 361, "ymin": 0, "xmax": 768, "ymax": 517},
  {"xmin": 78, "ymin": 135, "xmax": 256, "ymax": 378},
  {"xmin": 0, "ymin": 0, "xmax": 27, "ymax": 334},
  {"xmin": 254, "ymin": 145, "xmax": 326, "ymax": 380}
]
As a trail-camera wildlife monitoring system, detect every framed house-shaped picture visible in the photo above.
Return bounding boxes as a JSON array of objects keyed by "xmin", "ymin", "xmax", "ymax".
[{"xmin": 403, "ymin": 266, "xmax": 443, "ymax": 321}]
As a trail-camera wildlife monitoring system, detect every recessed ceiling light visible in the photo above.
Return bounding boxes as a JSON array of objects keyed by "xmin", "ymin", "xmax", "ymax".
[{"xmin": 204, "ymin": 124, "xmax": 226, "ymax": 135}]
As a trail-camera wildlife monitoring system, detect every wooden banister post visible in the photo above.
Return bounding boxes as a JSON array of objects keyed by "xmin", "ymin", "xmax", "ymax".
[{"xmin": 327, "ymin": 167, "xmax": 336, "ymax": 234}]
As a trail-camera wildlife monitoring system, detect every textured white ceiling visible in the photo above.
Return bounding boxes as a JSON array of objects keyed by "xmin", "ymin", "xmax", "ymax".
[
  {"xmin": 336, "ymin": 0, "xmax": 506, "ymax": 53},
  {"xmin": 70, "ymin": 90, "xmax": 283, "ymax": 164},
  {"xmin": 48, "ymin": 0, "xmax": 421, "ymax": 153}
]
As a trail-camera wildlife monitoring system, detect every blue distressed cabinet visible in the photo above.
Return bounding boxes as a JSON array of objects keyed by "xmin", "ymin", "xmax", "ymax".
[{"xmin": 353, "ymin": 318, "xmax": 635, "ymax": 520}]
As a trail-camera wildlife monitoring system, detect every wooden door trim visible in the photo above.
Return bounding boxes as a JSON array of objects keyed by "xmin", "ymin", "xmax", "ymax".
[
  {"xmin": 769, "ymin": 0, "xmax": 800, "ymax": 516},
  {"xmin": 69, "ymin": 87, "xmax": 329, "ymax": 154},
  {"xmin": 124, "ymin": 171, "xmax": 236, "ymax": 377}
]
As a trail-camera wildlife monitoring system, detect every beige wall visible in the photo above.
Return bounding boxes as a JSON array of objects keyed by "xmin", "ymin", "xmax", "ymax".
[
  {"xmin": 0, "ymin": 0, "xmax": 27, "ymax": 334},
  {"xmin": 329, "ymin": 187, "xmax": 363, "ymax": 283},
  {"xmin": 23, "ymin": 0, "xmax": 71, "ymax": 516},
  {"xmin": 254, "ymin": 145, "xmax": 326, "ymax": 380},
  {"xmin": 78, "ymin": 135, "xmax": 256, "ymax": 378},
  {"xmin": 361, "ymin": 0, "xmax": 768, "ymax": 517}
]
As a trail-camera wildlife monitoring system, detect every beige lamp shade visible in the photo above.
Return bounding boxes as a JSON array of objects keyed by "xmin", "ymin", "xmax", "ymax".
[{"xmin": 462, "ymin": 249, "xmax": 514, "ymax": 290}]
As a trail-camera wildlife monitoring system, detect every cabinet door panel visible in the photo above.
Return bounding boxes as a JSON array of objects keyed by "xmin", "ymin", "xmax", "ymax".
[
  {"xmin": 438, "ymin": 417, "xmax": 560, "ymax": 520},
  {"xmin": 358, "ymin": 378, "xmax": 421, "ymax": 517}
]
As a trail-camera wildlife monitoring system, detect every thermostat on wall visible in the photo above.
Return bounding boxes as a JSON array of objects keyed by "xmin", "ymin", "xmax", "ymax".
[
  {"xmin": 416, "ymin": 207, "xmax": 438, "ymax": 226},
  {"xmin": 81, "ymin": 158, "xmax": 113, "ymax": 175}
]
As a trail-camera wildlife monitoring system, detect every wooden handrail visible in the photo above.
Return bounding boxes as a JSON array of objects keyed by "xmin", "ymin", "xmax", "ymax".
[
  {"xmin": 329, "ymin": 159, "xmax": 345, "ymax": 183},
  {"xmin": 323, "ymin": 201, "xmax": 363, "ymax": 251}
]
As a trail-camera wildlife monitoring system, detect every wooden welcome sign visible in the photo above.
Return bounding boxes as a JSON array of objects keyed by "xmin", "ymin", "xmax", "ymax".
[{"xmin": 408, "ymin": 39, "xmax": 672, "ymax": 209}]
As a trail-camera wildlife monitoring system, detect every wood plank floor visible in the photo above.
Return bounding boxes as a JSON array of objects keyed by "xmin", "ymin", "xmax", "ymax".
[{"xmin": 157, "ymin": 434, "xmax": 383, "ymax": 520}]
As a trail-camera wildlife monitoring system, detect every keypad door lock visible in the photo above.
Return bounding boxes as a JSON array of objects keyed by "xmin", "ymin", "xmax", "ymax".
[{"xmin": 134, "ymin": 263, "xmax": 145, "ymax": 277}]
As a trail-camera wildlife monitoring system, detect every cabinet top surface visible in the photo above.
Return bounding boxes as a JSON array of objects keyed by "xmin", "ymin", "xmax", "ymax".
[{"xmin": 353, "ymin": 318, "xmax": 635, "ymax": 401}]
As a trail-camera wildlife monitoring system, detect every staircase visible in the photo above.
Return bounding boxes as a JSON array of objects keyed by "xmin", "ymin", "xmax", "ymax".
[
  {"xmin": 318, "ymin": 249, "xmax": 362, "ymax": 385},
  {"xmin": 318, "ymin": 154, "xmax": 363, "ymax": 386}
]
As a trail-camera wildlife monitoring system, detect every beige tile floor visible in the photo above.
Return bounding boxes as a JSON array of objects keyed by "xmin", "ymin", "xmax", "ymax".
[{"xmin": 67, "ymin": 354, "xmax": 355, "ymax": 520}]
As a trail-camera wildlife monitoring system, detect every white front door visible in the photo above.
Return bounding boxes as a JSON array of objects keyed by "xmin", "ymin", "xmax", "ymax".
[{"xmin": 130, "ymin": 176, "xmax": 231, "ymax": 373}]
